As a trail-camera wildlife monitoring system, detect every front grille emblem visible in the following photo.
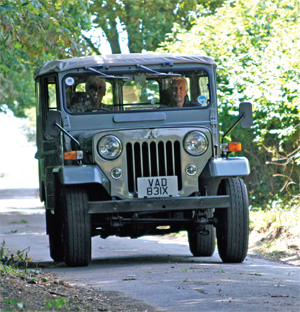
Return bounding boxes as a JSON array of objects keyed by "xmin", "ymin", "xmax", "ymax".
[{"xmin": 148, "ymin": 131, "xmax": 157, "ymax": 139}]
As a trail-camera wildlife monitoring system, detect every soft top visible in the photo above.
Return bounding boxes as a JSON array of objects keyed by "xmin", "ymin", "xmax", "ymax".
[{"xmin": 34, "ymin": 53, "xmax": 216, "ymax": 79}]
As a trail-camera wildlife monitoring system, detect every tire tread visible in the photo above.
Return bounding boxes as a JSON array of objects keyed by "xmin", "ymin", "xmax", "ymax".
[
  {"xmin": 63, "ymin": 186, "xmax": 91, "ymax": 267},
  {"xmin": 216, "ymin": 178, "xmax": 249, "ymax": 263}
]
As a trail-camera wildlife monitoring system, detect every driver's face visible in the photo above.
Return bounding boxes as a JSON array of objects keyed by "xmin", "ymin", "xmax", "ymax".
[
  {"xmin": 89, "ymin": 79, "xmax": 106, "ymax": 104},
  {"xmin": 169, "ymin": 80, "xmax": 188, "ymax": 107}
]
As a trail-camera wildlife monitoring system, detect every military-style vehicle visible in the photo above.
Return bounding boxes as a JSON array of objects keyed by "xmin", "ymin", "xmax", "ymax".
[{"xmin": 34, "ymin": 53, "xmax": 253, "ymax": 267}]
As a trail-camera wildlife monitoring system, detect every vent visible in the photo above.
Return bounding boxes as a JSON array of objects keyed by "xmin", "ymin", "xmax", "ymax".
[{"xmin": 126, "ymin": 140, "xmax": 182, "ymax": 193}]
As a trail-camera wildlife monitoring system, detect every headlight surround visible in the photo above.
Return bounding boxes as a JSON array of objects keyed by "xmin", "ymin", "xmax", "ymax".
[
  {"xmin": 98, "ymin": 135, "xmax": 122, "ymax": 160},
  {"xmin": 184, "ymin": 131, "xmax": 208, "ymax": 156}
]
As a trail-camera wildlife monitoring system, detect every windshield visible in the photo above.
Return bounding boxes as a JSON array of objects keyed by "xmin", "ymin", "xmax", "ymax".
[{"xmin": 63, "ymin": 69, "xmax": 210, "ymax": 113}]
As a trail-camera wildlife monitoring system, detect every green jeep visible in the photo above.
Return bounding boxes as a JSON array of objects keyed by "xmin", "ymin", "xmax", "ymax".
[{"xmin": 34, "ymin": 53, "xmax": 253, "ymax": 267}]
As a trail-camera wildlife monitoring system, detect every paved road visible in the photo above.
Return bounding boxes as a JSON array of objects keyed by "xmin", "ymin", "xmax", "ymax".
[{"xmin": 1, "ymin": 188, "xmax": 299, "ymax": 312}]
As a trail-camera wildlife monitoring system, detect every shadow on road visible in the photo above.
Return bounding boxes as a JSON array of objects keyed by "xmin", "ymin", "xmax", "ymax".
[{"xmin": 34, "ymin": 253, "xmax": 221, "ymax": 270}]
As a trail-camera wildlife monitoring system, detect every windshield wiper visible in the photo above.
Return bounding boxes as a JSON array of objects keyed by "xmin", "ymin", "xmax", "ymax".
[
  {"xmin": 136, "ymin": 64, "xmax": 181, "ymax": 77},
  {"xmin": 85, "ymin": 67, "xmax": 130, "ymax": 79}
]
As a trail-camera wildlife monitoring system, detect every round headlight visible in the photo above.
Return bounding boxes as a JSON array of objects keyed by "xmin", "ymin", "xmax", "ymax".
[
  {"xmin": 184, "ymin": 131, "xmax": 208, "ymax": 156},
  {"xmin": 98, "ymin": 135, "xmax": 122, "ymax": 160}
]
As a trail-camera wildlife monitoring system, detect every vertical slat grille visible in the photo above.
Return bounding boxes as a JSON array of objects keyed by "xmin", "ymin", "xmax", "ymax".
[{"xmin": 126, "ymin": 140, "xmax": 182, "ymax": 193}]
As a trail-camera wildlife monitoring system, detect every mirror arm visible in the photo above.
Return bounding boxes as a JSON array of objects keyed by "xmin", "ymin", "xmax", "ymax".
[
  {"xmin": 221, "ymin": 112, "xmax": 245, "ymax": 144},
  {"xmin": 54, "ymin": 122, "xmax": 81, "ymax": 147}
]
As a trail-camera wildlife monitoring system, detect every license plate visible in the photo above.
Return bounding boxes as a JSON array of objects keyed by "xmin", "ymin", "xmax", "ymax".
[{"xmin": 137, "ymin": 176, "xmax": 178, "ymax": 198}]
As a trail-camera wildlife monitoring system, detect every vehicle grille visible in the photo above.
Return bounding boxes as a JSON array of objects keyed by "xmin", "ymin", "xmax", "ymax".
[{"xmin": 126, "ymin": 140, "xmax": 182, "ymax": 193}]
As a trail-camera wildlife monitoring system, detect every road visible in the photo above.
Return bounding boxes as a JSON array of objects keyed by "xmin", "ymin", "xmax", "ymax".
[{"xmin": 0, "ymin": 186, "xmax": 299, "ymax": 312}]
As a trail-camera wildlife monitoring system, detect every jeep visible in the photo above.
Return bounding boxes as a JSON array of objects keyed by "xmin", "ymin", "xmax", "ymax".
[{"xmin": 34, "ymin": 53, "xmax": 253, "ymax": 267}]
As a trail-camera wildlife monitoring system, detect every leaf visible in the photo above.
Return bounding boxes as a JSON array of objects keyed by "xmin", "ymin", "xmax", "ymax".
[
  {"xmin": 0, "ymin": 5, "xmax": 14, "ymax": 12},
  {"xmin": 45, "ymin": 300, "xmax": 52, "ymax": 309},
  {"xmin": 32, "ymin": 0, "xmax": 42, "ymax": 9},
  {"xmin": 13, "ymin": 42, "xmax": 22, "ymax": 49},
  {"xmin": 0, "ymin": 64, "xmax": 13, "ymax": 72},
  {"xmin": 54, "ymin": 297, "xmax": 67, "ymax": 308}
]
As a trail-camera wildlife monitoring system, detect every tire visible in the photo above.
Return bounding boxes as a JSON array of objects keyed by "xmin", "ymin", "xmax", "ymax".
[
  {"xmin": 61, "ymin": 185, "xmax": 91, "ymax": 267},
  {"xmin": 215, "ymin": 178, "xmax": 249, "ymax": 263},
  {"xmin": 188, "ymin": 209, "xmax": 216, "ymax": 257},
  {"xmin": 46, "ymin": 210, "xmax": 64, "ymax": 262}
]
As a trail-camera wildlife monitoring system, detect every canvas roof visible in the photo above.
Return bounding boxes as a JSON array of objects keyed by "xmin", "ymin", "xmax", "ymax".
[{"xmin": 34, "ymin": 53, "xmax": 216, "ymax": 79}]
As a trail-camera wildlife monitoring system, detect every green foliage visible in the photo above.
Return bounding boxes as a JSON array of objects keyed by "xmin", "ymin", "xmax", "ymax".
[
  {"xmin": 0, "ymin": 0, "xmax": 91, "ymax": 117},
  {"xmin": 1, "ymin": 0, "xmax": 298, "ymax": 209},
  {"xmin": 1, "ymin": 240, "xmax": 31, "ymax": 270},
  {"xmin": 250, "ymin": 201, "xmax": 300, "ymax": 234},
  {"xmin": 0, "ymin": 0, "xmax": 90, "ymax": 69},
  {"xmin": 159, "ymin": 0, "xmax": 300, "ymax": 208},
  {"xmin": 89, "ymin": 0, "xmax": 224, "ymax": 53},
  {"xmin": 0, "ymin": 0, "xmax": 225, "ymax": 117},
  {"xmin": 45, "ymin": 298, "xmax": 67, "ymax": 309},
  {"xmin": 3, "ymin": 298, "xmax": 24, "ymax": 311},
  {"xmin": 8, "ymin": 219, "xmax": 28, "ymax": 224}
]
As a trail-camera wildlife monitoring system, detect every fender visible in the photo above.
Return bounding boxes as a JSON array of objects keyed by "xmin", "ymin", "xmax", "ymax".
[
  {"xmin": 54, "ymin": 165, "xmax": 110, "ymax": 193},
  {"xmin": 200, "ymin": 157, "xmax": 250, "ymax": 195},
  {"xmin": 209, "ymin": 157, "xmax": 250, "ymax": 177}
]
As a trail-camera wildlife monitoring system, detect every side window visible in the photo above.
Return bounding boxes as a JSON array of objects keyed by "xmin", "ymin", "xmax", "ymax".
[
  {"xmin": 186, "ymin": 78, "xmax": 191, "ymax": 100},
  {"xmin": 188, "ymin": 72, "xmax": 210, "ymax": 106},
  {"xmin": 35, "ymin": 81, "xmax": 40, "ymax": 115},
  {"xmin": 46, "ymin": 76, "xmax": 58, "ymax": 110},
  {"xmin": 40, "ymin": 76, "xmax": 58, "ymax": 132},
  {"xmin": 199, "ymin": 76, "xmax": 210, "ymax": 100}
]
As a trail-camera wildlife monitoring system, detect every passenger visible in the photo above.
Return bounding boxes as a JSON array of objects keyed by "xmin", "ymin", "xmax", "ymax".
[
  {"xmin": 69, "ymin": 76, "xmax": 116, "ymax": 112},
  {"xmin": 167, "ymin": 77, "xmax": 199, "ymax": 108}
]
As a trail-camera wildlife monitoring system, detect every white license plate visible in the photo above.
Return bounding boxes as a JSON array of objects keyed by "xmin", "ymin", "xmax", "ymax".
[{"xmin": 137, "ymin": 176, "xmax": 178, "ymax": 198}]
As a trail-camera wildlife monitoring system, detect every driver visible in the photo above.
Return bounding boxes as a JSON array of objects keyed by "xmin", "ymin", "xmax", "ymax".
[
  {"xmin": 167, "ymin": 77, "xmax": 199, "ymax": 108},
  {"xmin": 69, "ymin": 76, "xmax": 116, "ymax": 112}
]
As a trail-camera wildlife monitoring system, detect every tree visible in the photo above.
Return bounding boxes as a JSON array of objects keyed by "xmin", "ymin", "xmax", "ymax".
[
  {"xmin": 159, "ymin": 0, "xmax": 300, "ymax": 207},
  {"xmin": 88, "ymin": 0, "xmax": 224, "ymax": 54},
  {"xmin": 0, "ymin": 0, "xmax": 91, "ymax": 117},
  {"xmin": 0, "ymin": 0, "xmax": 225, "ymax": 117}
]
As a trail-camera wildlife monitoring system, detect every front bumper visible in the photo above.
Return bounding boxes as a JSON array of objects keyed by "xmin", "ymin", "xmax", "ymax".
[{"xmin": 88, "ymin": 195, "xmax": 230, "ymax": 214}]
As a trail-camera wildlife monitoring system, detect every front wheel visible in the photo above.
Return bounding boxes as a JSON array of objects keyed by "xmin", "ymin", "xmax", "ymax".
[
  {"xmin": 215, "ymin": 178, "xmax": 249, "ymax": 263},
  {"xmin": 61, "ymin": 185, "xmax": 91, "ymax": 267}
]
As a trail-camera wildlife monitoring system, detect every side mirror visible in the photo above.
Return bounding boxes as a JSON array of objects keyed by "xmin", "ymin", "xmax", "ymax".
[
  {"xmin": 46, "ymin": 111, "xmax": 61, "ymax": 136},
  {"xmin": 239, "ymin": 102, "xmax": 253, "ymax": 128},
  {"xmin": 221, "ymin": 101, "xmax": 253, "ymax": 145}
]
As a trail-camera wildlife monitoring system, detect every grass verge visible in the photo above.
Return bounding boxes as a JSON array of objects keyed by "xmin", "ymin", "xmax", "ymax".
[
  {"xmin": 0, "ymin": 242, "xmax": 158, "ymax": 311},
  {"xmin": 248, "ymin": 203, "xmax": 300, "ymax": 265}
]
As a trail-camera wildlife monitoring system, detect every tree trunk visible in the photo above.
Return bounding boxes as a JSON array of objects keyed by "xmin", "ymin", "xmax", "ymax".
[{"xmin": 105, "ymin": 19, "xmax": 122, "ymax": 54}]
